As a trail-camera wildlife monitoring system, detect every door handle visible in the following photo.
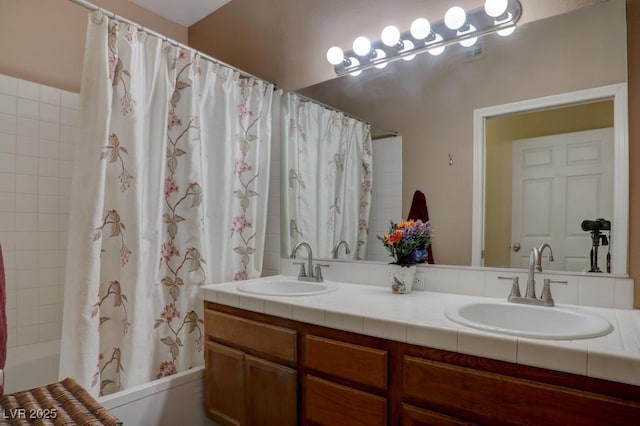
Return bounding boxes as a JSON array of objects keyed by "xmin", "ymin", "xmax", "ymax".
[{"xmin": 512, "ymin": 243, "xmax": 521, "ymax": 252}]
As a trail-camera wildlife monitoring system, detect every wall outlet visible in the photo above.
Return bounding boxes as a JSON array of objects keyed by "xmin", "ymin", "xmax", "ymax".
[{"xmin": 414, "ymin": 272, "xmax": 425, "ymax": 291}]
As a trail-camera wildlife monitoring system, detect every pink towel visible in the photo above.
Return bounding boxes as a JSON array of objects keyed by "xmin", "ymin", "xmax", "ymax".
[{"xmin": 0, "ymin": 244, "xmax": 6, "ymax": 397}]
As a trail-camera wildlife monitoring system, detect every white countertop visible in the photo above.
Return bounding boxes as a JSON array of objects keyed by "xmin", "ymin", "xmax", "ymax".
[{"xmin": 200, "ymin": 275, "xmax": 640, "ymax": 386}]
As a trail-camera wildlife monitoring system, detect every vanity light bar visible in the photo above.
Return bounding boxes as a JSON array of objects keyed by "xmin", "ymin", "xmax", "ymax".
[{"xmin": 327, "ymin": 0, "xmax": 522, "ymax": 77}]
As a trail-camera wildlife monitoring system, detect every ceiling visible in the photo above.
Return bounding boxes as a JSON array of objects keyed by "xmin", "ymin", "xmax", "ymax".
[{"xmin": 129, "ymin": 0, "xmax": 232, "ymax": 27}]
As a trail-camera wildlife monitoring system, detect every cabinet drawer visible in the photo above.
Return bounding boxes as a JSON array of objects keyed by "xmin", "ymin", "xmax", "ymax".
[
  {"xmin": 306, "ymin": 375, "xmax": 387, "ymax": 426},
  {"xmin": 402, "ymin": 403, "xmax": 475, "ymax": 426},
  {"xmin": 205, "ymin": 309, "xmax": 296, "ymax": 362},
  {"xmin": 304, "ymin": 335, "xmax": 387, "ymax": 389},
  {"xmin": 404, "ymin": 356, "xmax": 640, "ymax": 424}
]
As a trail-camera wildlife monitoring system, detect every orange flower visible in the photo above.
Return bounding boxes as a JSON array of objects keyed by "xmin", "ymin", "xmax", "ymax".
[{"xmin": 389, "ymin": 229, "xmax": 404, "ymax": 244}]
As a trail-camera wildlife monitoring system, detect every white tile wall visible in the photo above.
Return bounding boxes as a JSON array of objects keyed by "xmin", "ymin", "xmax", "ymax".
[
  {"xmin": 262, "ymin": 93, "xmax": 281, "ymax": 277},
  {"xmin": 366, "ymin": 136, "xmax": 402, "ymax": 262},
  {"xmin": 280, "ymin": 258, "xmax": 635, "ymax": 309},
  {"xmin": 0, "ymin": 74, "xmax": 79, "ymax": 349}
]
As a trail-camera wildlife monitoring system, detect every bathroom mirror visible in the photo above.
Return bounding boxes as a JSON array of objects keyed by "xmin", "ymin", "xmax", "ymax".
[{"xmin": 282, "ymin": 0, "xmax": 628, "ymax": 272}]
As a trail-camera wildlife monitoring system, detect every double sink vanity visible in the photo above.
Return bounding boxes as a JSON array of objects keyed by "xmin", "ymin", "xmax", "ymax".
[{"xmin": 200, "ymin": 259, "xmax": 640, "ymax": 425}]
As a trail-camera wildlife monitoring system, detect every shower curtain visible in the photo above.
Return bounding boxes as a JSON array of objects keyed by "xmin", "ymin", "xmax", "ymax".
[
  {"xmin": 60, "ymin": 12, "xmax": 274, "ymax": 396},
  {"xmin": 282, "ymin": 93, "xmax": 372, "ymax": 260}
]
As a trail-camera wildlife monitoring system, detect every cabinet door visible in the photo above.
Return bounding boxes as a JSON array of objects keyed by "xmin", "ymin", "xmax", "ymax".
[
  {"xmin": 205, "ymin": 341, "xmax": 245, "ymax": 426},
  {"xmin": 306, "ymin": 375, "xmax": 387, "ymax": 426},
  {"xmin": 245, "ymin": 355, "xmax": 297, "ymax": 426}
]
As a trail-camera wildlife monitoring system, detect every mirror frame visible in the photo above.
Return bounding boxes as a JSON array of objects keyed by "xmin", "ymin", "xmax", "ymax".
[{"xmin": 471, "ymin": 83, "xmax": 629, "ymax": 274}]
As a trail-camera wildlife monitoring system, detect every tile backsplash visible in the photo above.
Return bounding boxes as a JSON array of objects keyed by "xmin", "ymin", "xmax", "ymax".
[
  {"xmin": 0, "ymin": 74, "xmax": 79, "ymax": 348},
  {"xmin": 279, "ymin": 258, "xmax": 635, "ymax": 310}
]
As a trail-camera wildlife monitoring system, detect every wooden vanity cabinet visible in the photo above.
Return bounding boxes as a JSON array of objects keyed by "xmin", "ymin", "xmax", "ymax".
[
  {"xmin": 204, "ymin": 306, "xmax": 298, "ymax": 426},
  {"xmin": 204, "ymin": 302, "xmax": 640, "ymax": 426}
]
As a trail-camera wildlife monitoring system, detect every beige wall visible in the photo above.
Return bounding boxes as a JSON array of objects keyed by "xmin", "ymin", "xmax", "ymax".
[
  {"xmin": 484, "ymin": 101, "xmax": 614, "ymax": 267},
  {"xmin": 0, "ymin": 0, "xmax": 188, "ymax": 93}
]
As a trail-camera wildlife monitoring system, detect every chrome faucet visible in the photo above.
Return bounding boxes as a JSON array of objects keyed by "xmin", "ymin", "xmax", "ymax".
[
  {"xmin": 290, "ymin": 242, "xmax": 328, "ymax": 282},
  {"xmin": 501, "ymin": 243, "xmax": 566, "ymax": 307},
  {"xmin": 525, "ymin": 243, "xmax": 553, "ymax": 298},
  {"xmin": 332, "ymin": 240, "xmax": 351, "ymax": 259}
]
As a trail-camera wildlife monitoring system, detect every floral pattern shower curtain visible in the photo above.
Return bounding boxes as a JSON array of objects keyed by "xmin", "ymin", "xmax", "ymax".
[
  {"xmin": 60, "ymin": 13, "xmax": 274, "ymax": 396},
  {"xmin": 282, "ymin": 93, "xmax": 372, "ymax": 260}
]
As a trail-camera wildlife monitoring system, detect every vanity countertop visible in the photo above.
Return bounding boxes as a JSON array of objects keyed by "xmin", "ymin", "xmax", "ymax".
[{"xmin": 200, "ymin": 275, "xmax": 640, "ymax": 386}]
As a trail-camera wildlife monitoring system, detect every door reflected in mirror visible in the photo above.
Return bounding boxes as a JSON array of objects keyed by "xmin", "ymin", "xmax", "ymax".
[{"xmin": 484, "ymin": 101, "xmax": 614, "ymax": 272}]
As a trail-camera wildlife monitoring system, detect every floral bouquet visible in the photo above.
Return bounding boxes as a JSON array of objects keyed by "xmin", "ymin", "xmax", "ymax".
[{"xmin": 377, "ymin": 220, "xmax": 431, "ymax": 266}]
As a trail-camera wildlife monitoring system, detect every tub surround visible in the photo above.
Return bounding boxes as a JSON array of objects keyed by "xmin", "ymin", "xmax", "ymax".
[{"xmin": 201, "ymin": 263, "xmax": 639, "ymax": 387}]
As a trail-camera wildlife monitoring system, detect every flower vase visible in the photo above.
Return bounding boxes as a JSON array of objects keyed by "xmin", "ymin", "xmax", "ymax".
[{"xmin": 389, "ymin": 264, "xmax": 417, "ymax": 294}]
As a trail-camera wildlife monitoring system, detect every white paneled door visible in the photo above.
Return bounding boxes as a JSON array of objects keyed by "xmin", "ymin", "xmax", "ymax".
[{"xmin": 510, "ymin": 128, "xmax": 613, "ymax": 271}]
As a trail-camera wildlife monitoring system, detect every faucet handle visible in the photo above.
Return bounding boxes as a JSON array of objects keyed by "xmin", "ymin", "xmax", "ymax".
[
  {"xmin": 541, "ymin": 278, "xmax": 567, "ymax": 305},
  {"xmin": 293, "ymin": 261, "xmax": 307, "ymax": 278},
  {"xmin": 499, "ymin": 276, "xmax": 522, "ymax": 299},
  {"xmin": 314, "ymin": 264, "xmax": 330, "ymax": 282}
]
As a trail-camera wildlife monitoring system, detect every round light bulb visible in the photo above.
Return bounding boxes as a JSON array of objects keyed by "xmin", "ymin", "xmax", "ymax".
[
  {"xmin": 374, "ymin": 49, "xmax": 388, "ymax": 69},
  {"xmin": 326, "ymin": 46, "xmax": 344, "ymax": 65},
  {"xmin": 497, "ymin": 26, "xmax": 516, "ymax": 36},
  {"xmin": 484, "ymin": 0, "xmax": 509, "ymax": 18},
  {"xmin": 381, "ymin": 25, "xmax": 401, "ymax": 47},
  {"xmin": 410, "ymin": 18, "xmax": 431, "ymax": 40},
  {"xmin": 458, "ymin": 25, "xmax": 477, "ymax": 47},
  {"xmin": 444, "ymin": 6, "xmax": 466, "ymax": 30},
  {"xmin": 348, "ymin": 57, "xmax": 361, "ymax": 76},
  {"xmin": 401, "ymin": 40, "xmax": 416, "ymax": 61},
  {"xmin": 353, "ymin": 36, "xmax": 371, "ymax": 56},
  {"xmin": 427, "ymin": 33, "xmax": 445, "ymax": 56}
]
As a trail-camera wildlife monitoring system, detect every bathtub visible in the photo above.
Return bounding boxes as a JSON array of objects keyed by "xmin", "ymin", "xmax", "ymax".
[
  {"xmin": 4, "ymin": 341, "xmax": 214, "ymax": 425},
  {"xmin": 4, "ymin": 340, "xmax": 61, "ymax": 393}
]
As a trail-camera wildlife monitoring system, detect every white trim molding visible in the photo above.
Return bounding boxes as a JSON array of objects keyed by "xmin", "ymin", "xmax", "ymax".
[{"xmin": 472, "ymin": 83, "xmax": 629, "ymax": 275}]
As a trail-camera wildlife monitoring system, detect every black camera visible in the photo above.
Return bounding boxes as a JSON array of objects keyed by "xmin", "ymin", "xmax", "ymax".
[{"xmin": 581, "ymin": 218, "xmax": 611, "ymax": 232}]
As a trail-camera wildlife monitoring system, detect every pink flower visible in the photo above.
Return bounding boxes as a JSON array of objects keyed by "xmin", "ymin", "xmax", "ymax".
[
  {"xmin": 231, "ymin": 215, "xmax": 252, "ymax": 234},
  {"xmin": 237, "ymin": 103, "xmax": 253, "ymax": 119},
  {"xmin": 119, "ymin": 169, "xmax": 133, "ymax": 192},
  {"xmin": 361, "ymin": 180, "xmax": 371, "ymax": 192},
  {"xmin": 178, "ymin": 50, "xmax": 187, "ymax": 60},
  {"xmin": 157, "ymin": 360, "xmax": 177, "ymax": 379},
  {"xmin": 164, "ymin": 177, "xmax": 179, "ymax": 198},
  {"xmin": 234, "ymin": 159, "xmax": 253, "ymax": 175},
  {"xmin": 161, "ymin": 303, "xmax": 181, "ymax": 323},
  {"xmin": 124, "ymin": 25, "xmax": 136, "ymax": 43},
  {"xmin": 108, "ymin": 53, "xmax": 117, "ymax": 81},
  {"xmin": 195, "ymin": 336, "xmax": 204, "ymax": 352},
  {"xmin": 167, "ymin": 110, "xmax": 182, "ymax": 131},
  {"xmin": 363, "ymin": 141, "xmax": 372, "ymax": 156},
  {"xmin": 120, "ymin": 92, "xmax": 136, "ymax": 115},
  {"xmin": 161, "ymin": 241, "xmax": 180, "ymax": 262},
  {"xmin": 233, "ymin": 270, "xmax": 249, "ymax": 281},
  {"xmin": 359, "ymin": 219, "xmax": 368, "ymax": 231},
  {"xmin": 120, "ymin": 246, "xmax": 131, "ymax": 266}
]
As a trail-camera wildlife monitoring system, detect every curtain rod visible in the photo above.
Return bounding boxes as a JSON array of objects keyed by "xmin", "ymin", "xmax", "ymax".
[
  {"xmin": 293, "ymin": 92, "xmax": 399, "ymax": 137},
  {"xmin": 68, "ymin": 0, "xmax": 276, "ymax": 88}
]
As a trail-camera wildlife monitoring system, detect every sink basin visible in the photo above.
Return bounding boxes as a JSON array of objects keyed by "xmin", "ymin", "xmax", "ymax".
[
  {"xmin": 237, "ymin": 279, "xmax": 338, "ymax": 296},
  {"xmin": 444, "ymin": 302, "xmax": 613, "ymax": 340}
]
